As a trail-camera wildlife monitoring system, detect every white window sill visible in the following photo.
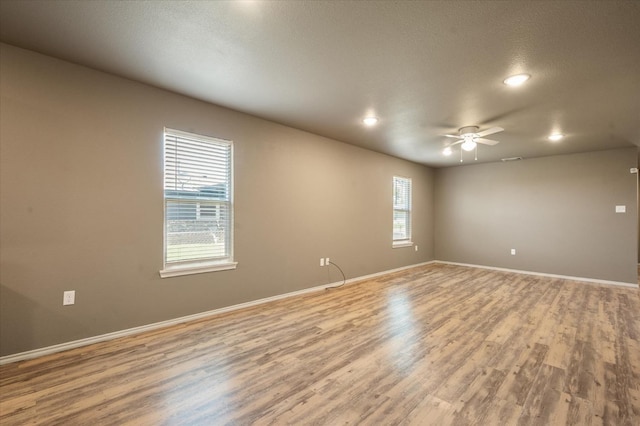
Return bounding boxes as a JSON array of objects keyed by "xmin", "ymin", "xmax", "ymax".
[
  {"xmin": 159, "ymin": 261, "xmax": 238, "ymax": 278},
  {"xmin": 392, "ymin": 241, "xmax": 414, "ymax": 249}
]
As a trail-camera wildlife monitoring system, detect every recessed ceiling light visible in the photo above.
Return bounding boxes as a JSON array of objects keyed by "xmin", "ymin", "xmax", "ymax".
[
  {"xmin": 362, "ymin": 116, "xmax": 379, "ymax": 126},
  {"xmin": 503, "ymin": 73, "xmax": 531, "ymax": 87},
  {"xmin": 548, "ymin": 133, "xmax": 564, "ymax": 141},
  {"xmin": 443, "ymin": 147, "xmax": 452, "ymax": 156}
]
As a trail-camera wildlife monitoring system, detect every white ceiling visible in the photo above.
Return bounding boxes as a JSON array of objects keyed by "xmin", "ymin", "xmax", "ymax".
[{"xmin": 1, "ymin": 0, "xmax": 639, "ymax": 167}]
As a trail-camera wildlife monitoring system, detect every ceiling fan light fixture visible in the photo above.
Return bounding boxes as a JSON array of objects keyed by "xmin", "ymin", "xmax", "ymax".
[
  {"xmin": 443, "ymin": 147, "xmax": 452, "ymax": 156},
  {"xmin": 461, "ymin": 140, "xmax": 477, "ymax": 151},
  {"xmin": 362, "ymin": 116, "xmax": 379, "ymax": 126},
  {"xmin": 548, "ymin": 133, "xmax": 564, "ymax": 141},
  {"xmin": 503, "ymin": 73, "xmax": 531, "ymax": 87}
]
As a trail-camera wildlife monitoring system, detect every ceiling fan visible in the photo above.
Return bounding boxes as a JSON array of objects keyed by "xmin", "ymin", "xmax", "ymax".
[{"xmin": 442, "ymin": 126, "xmax": 504, "ymax": 161}]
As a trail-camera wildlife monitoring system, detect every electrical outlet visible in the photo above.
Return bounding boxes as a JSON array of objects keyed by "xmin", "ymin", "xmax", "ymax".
[
  {"xmin": 63, "ymin": 290, "xmax": 75, "ymax": 305},
  {"xmin": 415, "ymin": 245, "xmax": 419, "ymax": 252},
  {"xmin": 320, "ymin": 258, "xmax": 325, "ymax": 267},
  {"xmin": 326, "ymin": 257, "xmax": 330, "ymax": 265},
  {"xmin": 511, "ymin": 249, "xmax": 516, "ymax": 255}
]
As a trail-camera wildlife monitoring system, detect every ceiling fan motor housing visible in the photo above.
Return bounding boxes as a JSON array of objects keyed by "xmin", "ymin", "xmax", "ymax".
[{"xmin": 459, "ymin": 126, "xmax": 480, "ymax": 138}]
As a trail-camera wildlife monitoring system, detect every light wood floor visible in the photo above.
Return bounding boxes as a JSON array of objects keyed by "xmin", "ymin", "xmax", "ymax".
[{"xmin": 1, "ymin": 264, "xmax": 639, "ymax": 425}]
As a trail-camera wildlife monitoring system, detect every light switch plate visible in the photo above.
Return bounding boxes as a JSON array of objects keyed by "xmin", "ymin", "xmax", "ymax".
[{"xmin": 615, "ymin": 205, "xmax": 626, "ymax": 213}]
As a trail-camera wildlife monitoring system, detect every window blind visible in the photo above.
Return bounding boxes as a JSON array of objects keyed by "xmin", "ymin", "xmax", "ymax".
[
  {"xmin": 164, "ymin": 129, "xmax": 233, "ymax": 266},
  {"xmin": 393, "ymin": 176, "xmax": 411, "ymax": 242}
]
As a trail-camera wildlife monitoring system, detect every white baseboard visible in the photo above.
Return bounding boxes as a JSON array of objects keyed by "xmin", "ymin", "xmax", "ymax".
[
  {"xmin": 0, "ymin": 261, "xmax": 436, "ymax": 366},
  {"xmin": 436, "ymin": 260, "xmax": 638, "ymax": 289}
]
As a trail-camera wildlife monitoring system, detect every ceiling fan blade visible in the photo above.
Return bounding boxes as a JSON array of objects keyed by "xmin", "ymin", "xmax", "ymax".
[
  {"xmin": 476, "ymin": 138, "xmax": 500, "ymax": 146},
  {"xmin": 476, "ymin": 126, "xmax": 504, "ymax": 137},
  {"xmin": 447, "ymin": 140, "xmax": 464, "ymax": 146},
  {"xmin": 444, "ymin": 134, "xmax": 461, "ymax": 138}
]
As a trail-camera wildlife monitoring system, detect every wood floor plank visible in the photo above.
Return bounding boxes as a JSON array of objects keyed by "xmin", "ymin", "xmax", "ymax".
[
  {"xmin": 518, "ymin": 364, "xmax": 567, "ymax": 425},
  {"xmin": 0, "ymin": 264, "xmax": 638, "ymax": 425},
  {"xmin": 566, "ymin": 394, "xmax": 601, "ymax": 426},
  {"xmin": 451, "ymin": 367, "xmax": 508, "ymax": 425},
  {"xmin": 495, "ymin": 342, "xmax": 549, "ymax": 407},
  {"xmin": 403, "ymin": 394, "xmax": 457, "ymax": 426}
]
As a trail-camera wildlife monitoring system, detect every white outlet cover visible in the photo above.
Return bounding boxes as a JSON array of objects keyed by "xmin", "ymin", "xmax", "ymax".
[
  {"xmin": 615, "ymin": 205, "xmax": 626, "ymax": 213},
  {"xmin": 63, "ymin": 290, "xmax": 75, "ymax": 305}
]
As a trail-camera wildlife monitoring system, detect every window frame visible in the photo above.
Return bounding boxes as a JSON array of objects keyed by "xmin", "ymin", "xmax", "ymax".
[
  {"xmin": 392, "ymin": 176, "xmax": 413, "ymax": 248},
  {"xmin": 159, "ymin": 128, "xmax": 237, "ymax": 278}
]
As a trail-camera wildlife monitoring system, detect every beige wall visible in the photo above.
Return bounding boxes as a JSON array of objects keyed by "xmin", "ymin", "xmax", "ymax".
[
  {"xmin": 434, "ymin": 148, "xmax": 638, "ymax": 284},
  {"xmin": 2, "ymin": 43, "xmax": 637, "ymax": 358},
  {"xmin": 0, "ymin": 44, "xmax": 434, "ymax": 356}
]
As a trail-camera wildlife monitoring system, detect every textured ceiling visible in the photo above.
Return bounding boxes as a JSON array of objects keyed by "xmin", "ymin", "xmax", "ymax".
[{"xmin": 1, "ymin": 0, "xmax": 639, "ymax": 167}]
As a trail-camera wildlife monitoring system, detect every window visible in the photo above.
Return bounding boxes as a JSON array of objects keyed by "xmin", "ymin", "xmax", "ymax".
[
  {"xmin": 392, "ymin": 176, "xmax": 412, "ymax": 247},
  {"xmin": 160, "ymin": 128, "xmax": 236, "ymax": 277}
]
